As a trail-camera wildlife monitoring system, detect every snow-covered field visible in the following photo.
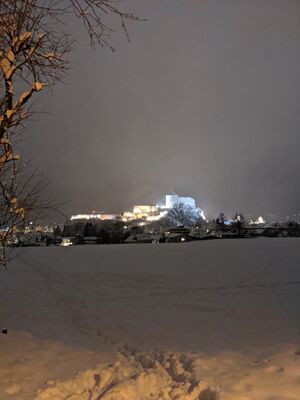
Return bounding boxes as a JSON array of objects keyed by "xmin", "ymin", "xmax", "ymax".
[{"xmin": 0, "ymin": 238, "xmax": 300, "ymax": 399}]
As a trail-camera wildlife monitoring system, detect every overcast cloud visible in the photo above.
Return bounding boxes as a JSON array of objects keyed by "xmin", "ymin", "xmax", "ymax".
[{"xmin": 23, "ymin": 0, "xmax": 300, "ymax": 219}]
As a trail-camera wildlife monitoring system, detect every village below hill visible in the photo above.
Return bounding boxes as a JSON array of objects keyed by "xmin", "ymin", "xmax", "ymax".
[{"xmin": 7, "ymin": 193, "xmax": 300, "ymax": 247}]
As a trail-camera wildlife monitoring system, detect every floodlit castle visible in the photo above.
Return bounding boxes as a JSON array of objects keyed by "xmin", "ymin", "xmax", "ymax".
[{"xmin": 71, "ymin": 193, "xmax": 205, "ymax": 222}]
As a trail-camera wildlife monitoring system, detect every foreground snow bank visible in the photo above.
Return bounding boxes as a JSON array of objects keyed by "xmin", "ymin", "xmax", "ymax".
[
  {"xmin": 2, "ymin": 331, "xmax": 300, "ymax": 400},
  {"xmin": 36, "ymin": 343, "xmax": 300, "ymax": 400},
  {"xmin": 36, "ymin": 349, "xmax": 219, "ymax": 400}
]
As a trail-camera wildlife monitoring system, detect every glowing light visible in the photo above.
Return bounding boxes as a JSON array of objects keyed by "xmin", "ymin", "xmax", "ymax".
[
  {"xmin": 133, "ymin": 205, "xmax": 157, "ymax": 214},
  {"xmin": 71, "ymin": 213, "xmax": 120, "ymax": 221},
  {"xmin": 200, "ymin": 210, "xmax": 206, "ymax": 220},
  {"xmin": 249, "ymin": 216, "xmax": 266, "ymax": 225},
  {"xmin": 61, "ymin": 238, "xmax": 73, "ymax": 246}
]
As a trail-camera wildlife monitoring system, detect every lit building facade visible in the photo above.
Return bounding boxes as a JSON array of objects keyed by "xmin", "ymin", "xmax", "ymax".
[
  {"xmin": 71, "ymin": 212, "xmax": 121, "ymax": 221},
  {"xmin": 163, "ymin": 193, "xmax": 196, "ymax": 209},
  {"xmin": 122, "ymin": 205, "xmax": 166, "ymax": 222}
]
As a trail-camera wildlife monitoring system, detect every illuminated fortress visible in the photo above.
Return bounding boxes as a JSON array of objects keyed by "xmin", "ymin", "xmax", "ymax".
[{"xmin": 71, "ymin": 193, "xmax": 205, "ymax": 222}]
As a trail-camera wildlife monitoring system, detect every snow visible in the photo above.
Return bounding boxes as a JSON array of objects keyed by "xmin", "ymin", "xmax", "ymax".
[{"xmin": 0, "ymin": 238, "xmax": 299, "ymax": 399}]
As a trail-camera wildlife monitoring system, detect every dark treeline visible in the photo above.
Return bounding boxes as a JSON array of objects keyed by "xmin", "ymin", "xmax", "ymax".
[{"xmin": 63, "ymin": 221, "xmax": 130, "ymax": 244}]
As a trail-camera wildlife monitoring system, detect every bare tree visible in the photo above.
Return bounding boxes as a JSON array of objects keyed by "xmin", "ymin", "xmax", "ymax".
[
  {"xmin": 0, "ymin": 0, "xmax": 142, "ymax": 265},
  {"xmin": 233, "ymin": 212, "xmax": 245, "ymax": 236},
  {"xmin": 167, "ymin": 202, "xmax": 202, "ymax": 227},
  {"xmin": 216, "ymin": 212, "xmax": 226, "ymax": 233}
]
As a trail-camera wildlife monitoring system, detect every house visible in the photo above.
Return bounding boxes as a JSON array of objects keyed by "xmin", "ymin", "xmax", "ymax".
[
  {"xmin": 163, "ymin": 227, "xmax": 194, "ymax": 243},
  {"xmin": 125, "ymin": 233, "xmax": 160, "ymax": 244},
  {"xmin": 165, "ymin": 233, "xmax": 193, "ymax": 243},
  {"xmin": 83, "ymin": 236, "xmax": 98, "ymax": 245},
  {"xmin": 16, "ymin": 231, "xmax": 44, "ymax": 246}
]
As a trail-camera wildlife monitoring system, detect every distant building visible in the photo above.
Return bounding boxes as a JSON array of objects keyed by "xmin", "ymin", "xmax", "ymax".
[
  {"xmin": 125, "ymin": 233, "xmax": 160, "ymax": 244},
  {"xmin": 83, "ymin": 236, "xmax": 98, "ymax": 245},
  {"xmin": 164, "ymin": 193, "xmax": 196, "ymax": 209},
  {"xmin": 133, "ymin": 205, "xmax": 157, "ymax": 214},
  {"xmin": 158, "ymin": 193, "xmax": 206, "ymax": 220},
  {"xmin": 61, "ymin": 237, "xmax": 73, "ymax": 246},
  {"xmin": 70, "ymin": 212, "xmax": 122, "ymax": 221},
  {"xmin": 163, "ymin": 226, "xmax": 193, "ymax": 243},
  {"xmin": 122, "ymin": 205, "xmax": 167, "ymax": 222},
  {"xmin": 70, "ymin": 192, "xmax": 205, "ymax": 224},
  {"xmin": 249, "ymin": 216, "xmax": 266, "ymax": 225}
]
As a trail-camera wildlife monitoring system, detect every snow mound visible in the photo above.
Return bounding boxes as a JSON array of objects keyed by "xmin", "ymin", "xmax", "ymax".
[
  {"xmin": 36, "ymin": 350, "xmax": 218, "ymax": 400},
  {"xmin": 36, "ymin": 345, "xmax": 300, "ymax": 400}
]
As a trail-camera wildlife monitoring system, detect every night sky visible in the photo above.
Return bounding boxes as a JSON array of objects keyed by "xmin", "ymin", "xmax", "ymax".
[{"xmin": 23, "ymin": 0, "xmax": 300, "ymax": 219}]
